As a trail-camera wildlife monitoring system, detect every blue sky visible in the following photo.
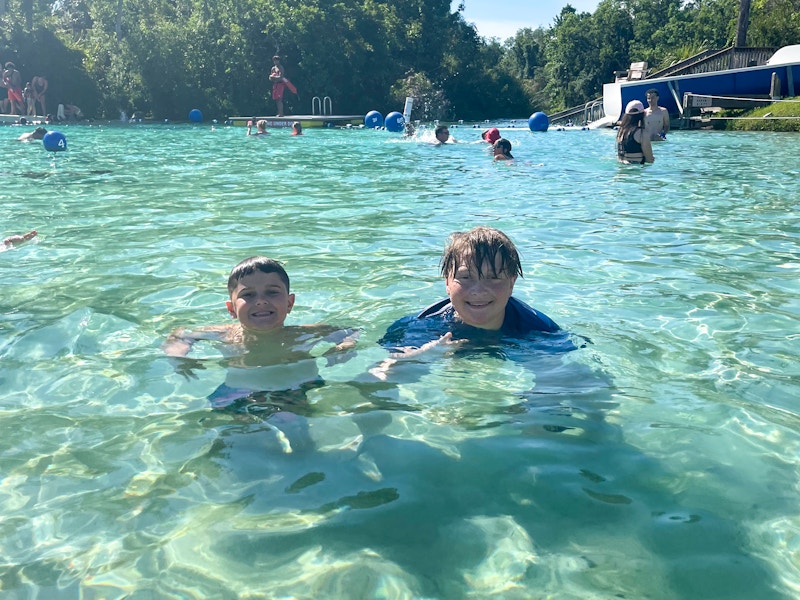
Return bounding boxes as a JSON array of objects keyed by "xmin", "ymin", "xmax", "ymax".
[{"xmin": 453, "ymin": 0, "xmax": 602, "ymax": 41}]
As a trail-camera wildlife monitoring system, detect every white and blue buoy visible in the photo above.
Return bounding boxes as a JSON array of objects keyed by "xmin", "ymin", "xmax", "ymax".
[
  {"xmin": 364, "ymin": 110, "xmax": 384, "ymax": 128},
  {"xmin": 384, "ymin": 111, "xmax": 405, "ymax": 133}
]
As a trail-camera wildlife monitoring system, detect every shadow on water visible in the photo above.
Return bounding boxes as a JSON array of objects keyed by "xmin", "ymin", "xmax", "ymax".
[{"xmin": 181, "ymin": 337, "xmax": 788, "ymax": 599}]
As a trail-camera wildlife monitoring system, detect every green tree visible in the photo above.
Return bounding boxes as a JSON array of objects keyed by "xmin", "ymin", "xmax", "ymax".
[{"xmin": 747, "ymin": 0, "xmax": 800, "ymax": 47}]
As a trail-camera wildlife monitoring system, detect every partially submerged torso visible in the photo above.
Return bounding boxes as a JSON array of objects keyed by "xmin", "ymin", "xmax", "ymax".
[{"xmin": 184, "ymin": 324, "xmax": 353, "ymax": 393}]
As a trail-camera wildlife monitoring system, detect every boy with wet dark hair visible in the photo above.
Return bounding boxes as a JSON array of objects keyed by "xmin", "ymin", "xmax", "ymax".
[
  {"xmin": 378, "ymin": 227, "xmax": 563, "ymax": 361},
  {"xmin": 164, "ymin": 256, "xmax": 356, "ymax": 417}
]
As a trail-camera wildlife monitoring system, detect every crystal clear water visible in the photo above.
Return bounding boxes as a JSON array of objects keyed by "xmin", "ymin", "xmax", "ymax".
[{"xmin": 1, "ymin": 122, "xmax": 799, "ymax": 599}]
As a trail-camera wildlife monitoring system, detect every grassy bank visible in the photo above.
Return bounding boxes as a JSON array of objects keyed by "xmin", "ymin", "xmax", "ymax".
[{"xmin": 725, "ymin": 97, "xmax": 800, "ymax": 132}]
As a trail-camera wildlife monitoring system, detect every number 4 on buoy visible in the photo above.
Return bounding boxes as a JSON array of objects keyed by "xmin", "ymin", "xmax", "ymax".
[{"xmin": 43, "ymin": 131, "xmax": 68, "ymax": 152}]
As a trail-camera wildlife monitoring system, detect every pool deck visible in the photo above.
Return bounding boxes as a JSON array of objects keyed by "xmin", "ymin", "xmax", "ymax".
[
  {"xmin": 227, "ymin": 114, "xmax": 365, "ymax": 128},
  {"xmin": 0, "ymin": 113, "xmax": 47, "ymax": 125}
]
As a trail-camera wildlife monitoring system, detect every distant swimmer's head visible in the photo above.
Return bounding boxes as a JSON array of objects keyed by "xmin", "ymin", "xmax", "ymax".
[
  {"xmin": 481, "ymin": 127, "xmax": 501, "ymax": 144},
  {"xmin": 434, "ymin": 125, "xmax": 450, "ymax": 143},
  {"xmin": 492, "ymin": 138, "xmax": 513, "ymax": 160},
  {"xmin": 33, "ymin": 127, "xmax": 47, "ymax": 139},
  {"xmin": 256, "ymin": 119, "xmax": 268, "ymax": 132},
  {"xmin": 291, "ymin": 121, "xmax": 302, "ymax": 135}
]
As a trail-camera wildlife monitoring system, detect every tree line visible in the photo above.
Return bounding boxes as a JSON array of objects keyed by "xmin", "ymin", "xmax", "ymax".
[{"xmin": 1, "ymin": 0, "xmax": 797, "ymax": 121}]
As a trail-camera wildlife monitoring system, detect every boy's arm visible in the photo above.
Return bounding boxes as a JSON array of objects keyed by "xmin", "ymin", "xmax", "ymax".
[
  {"xmin": 163, "ymin": 327, "xmax": 196, "ymax": 357},
  {"xmin": 163, "ymin": 326, "xmax": 228, "ymax": 380},
  {"xmin": 163, "ymin": 325, "xmax": 228, "ymax": 357},
  {"xmin": 317, "ymin": 326, "xmax": 360, "ymax": 366},
  {"xmin": 369, "ymin": 333, "xmax": 461, "ymax": 380}
]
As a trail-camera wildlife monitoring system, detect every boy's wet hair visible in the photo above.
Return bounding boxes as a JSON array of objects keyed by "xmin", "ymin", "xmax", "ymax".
[
  {"xmin": 439, "ymin": 227, "xmax": 523, "ymax": 279},
  {"xmin": 228, "ymin": 256, "xmax": 290, "ymax": 294}
]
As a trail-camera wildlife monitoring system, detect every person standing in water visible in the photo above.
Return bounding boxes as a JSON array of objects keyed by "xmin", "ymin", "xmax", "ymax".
[
  {"xmin": 644, "ymin": 88, "xmax": 670, "ymax": 141},
  {"xmin": 616, "ymin": 100, "xmax": 654, "ymax": 165}
]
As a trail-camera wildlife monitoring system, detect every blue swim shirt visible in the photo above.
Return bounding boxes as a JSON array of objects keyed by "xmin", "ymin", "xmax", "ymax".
[{"xmin": 378, "ymin": 296, "xmax": 574, "ymax": 355}]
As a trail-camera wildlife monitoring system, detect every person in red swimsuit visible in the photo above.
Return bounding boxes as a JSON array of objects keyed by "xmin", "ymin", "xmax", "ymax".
[
  {"xmin": 3, "ymin": 62, "xmax": 23, "ymax": 115},
  {"xmin": 270, "ymin": 56, "xmax": 287, "ymax": 117}
]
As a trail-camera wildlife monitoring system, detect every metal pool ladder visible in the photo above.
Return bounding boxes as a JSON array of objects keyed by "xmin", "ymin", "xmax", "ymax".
[{"xmin": 312, "ymin": 96, "xmax": 333, "ymax": 116}]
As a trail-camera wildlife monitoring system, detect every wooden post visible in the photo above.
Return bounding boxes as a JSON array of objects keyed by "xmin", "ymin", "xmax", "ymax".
[
  {"xmin": 770, "ymin": 72, "xmax": 781, "ymax": 101},
  {"xmin": 735, "ymin": 0, "xmax": 751, "ymax": 47}
]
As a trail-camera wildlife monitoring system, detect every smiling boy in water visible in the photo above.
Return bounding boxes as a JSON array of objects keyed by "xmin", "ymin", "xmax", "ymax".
[
  {"xmin": 373, "ymin": 227, "xmax": 571, "ymax": 378},
  {"xmin": 164, "ymin": 256, "xmax": 356, "ymax": 412}
]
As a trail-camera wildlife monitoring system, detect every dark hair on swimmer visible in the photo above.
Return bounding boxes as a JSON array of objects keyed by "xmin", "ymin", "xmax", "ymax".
[
  {"xmin": 227, "ymin": 256, "xmax": 290, "ymax": 294},
  {"xmin": 440, "ymin": 226, "xmax": 522, "ymax": 280},
  {"xmin": 493, "ymin": 138, "xmax": 513, "ymax": 158}
]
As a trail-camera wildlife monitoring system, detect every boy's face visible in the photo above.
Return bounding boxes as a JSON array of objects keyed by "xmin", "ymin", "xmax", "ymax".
[
  {"xmin": 436, "ymin": 128, "xmax": 450, "ymax": 143},
  {"xmin": 226, "ymin": 271, "xmax": 295, "ymax": 332},
  {"xmin": 445, "ymin": 252, "xmax": 516, "ymax": 330}
]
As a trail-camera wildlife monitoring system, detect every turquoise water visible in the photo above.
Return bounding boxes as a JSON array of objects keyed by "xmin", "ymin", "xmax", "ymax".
[{"xmin": 1, "ymin": 121, "xmax": 799, "ymax": 599}]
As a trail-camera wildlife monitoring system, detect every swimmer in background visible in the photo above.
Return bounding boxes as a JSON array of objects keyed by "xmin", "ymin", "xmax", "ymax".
[
  {"xmin": 247, "ymin": 119, "xmax": 269, "ymax": 136},
  {"xmin": 480, "ymin": 127, "xmax": 501, "ymax": 145},
  {"xmin": 291, "ymin": 121, "xmax": 303, "ymax": 136},
  {"xmin": 3, "ymin": 230, "xmax": 37, "ymax": 249},
  {"xmin": 17, "ymin": 126, "xmax": 47, "ymax": 141},
  {"xmin": 492, "ymin": 138, "xmax": 514, "ymax": 161},
  {"xmin": 163, "ymin": 256, "xmax": 357, "ymax": 417},
  {"xmin": 434, "ymin": 124, "xmax": 457, "ymax": 144},
  {"xmin": 644, "ymin": 88, "xmax": 670, "ymax": 141}
]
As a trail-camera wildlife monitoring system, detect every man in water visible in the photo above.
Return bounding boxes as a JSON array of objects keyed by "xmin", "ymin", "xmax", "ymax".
[
  {"xmin": 644, "ymin": 88, "xmax": 670, "ymax": 141},
  {"xmin": 3, "ymin": 230, "xmax": 37, "ymax": 249},
  {"xmin": 17, "ymin": 126, "xmax": 47, "ymax": 142},
  {"xmin": 434, "ymin": 125, "xmax": 457, "ymax": 144}
]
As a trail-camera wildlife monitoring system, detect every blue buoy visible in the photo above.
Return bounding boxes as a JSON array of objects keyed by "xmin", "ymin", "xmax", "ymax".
[
  {"xmin": 528, "ymin": 112, "xmax": 549, "ymax": 132},
  {"xmin": 364, "ymin": 110, "xmax": 383, "ymax": 128},
  {"xmin": 189, "ymin": 108, "xmax": 203, "ymax": 123},
  {"xmin": 384, "ymin": 111, "xmax": 405, "ymax": 133},
  {"xmin": 42, "ymin": 131, "xmax": 67, "ymax": 152}
]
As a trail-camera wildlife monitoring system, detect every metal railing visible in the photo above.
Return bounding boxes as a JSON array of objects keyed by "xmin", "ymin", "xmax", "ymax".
[{"xmin": 311, "ymin": 96, "xmax": 333, "ymax": 116}]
